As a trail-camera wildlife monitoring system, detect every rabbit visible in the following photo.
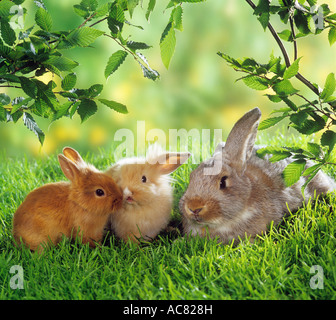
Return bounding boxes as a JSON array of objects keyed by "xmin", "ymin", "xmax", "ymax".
[
  {"xmin": 13, "ymin": 147, "xmax": 123, "ymax": 252},
  {"xmin": 106, "ymin": 146, "xmax": 191, "ymax": 243},
  {"xmin": 179, "ymin": 107, "xmax": 336, "ymax": 244}
]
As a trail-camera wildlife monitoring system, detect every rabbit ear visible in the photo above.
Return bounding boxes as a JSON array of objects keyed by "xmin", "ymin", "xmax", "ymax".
[
  {"xmin": 151, "ymin": 152, "xmax": 191, "ymax": 175},
  {"xmin": 58, "ymin": 154, "xmax": 81, "ymax": 182},
  {"xmin": 213, "ymin": 142, "xmax": 226, "ymax": 155},
  {"xmin": 62, "ymin": 147, "xmax": 85, "ymax": 167},
  {"xmin": 223, "ymin": 107, "xmax": 261, "ymax": 172}
]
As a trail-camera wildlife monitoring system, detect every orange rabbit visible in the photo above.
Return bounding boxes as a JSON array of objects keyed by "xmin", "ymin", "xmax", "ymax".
[{"xmin": 13, "ymin": 147, "xmax": 122, "ymax": 252}]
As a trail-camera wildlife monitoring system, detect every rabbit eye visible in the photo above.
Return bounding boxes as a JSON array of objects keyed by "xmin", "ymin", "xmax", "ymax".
[
  {"xmin": 142, "ymin": 176, "xmax": 147, "ymax": 183},
  {"xmin": 95, "ymin": 189, "xmax": 105, "ymax": 197},
  {"xmin": 219, "ymin": 176, "xmax": 228, "ymax": 190}
]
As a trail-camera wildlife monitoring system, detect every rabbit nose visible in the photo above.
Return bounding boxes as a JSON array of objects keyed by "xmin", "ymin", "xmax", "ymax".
[
  {"xmin": 123, "ymin": 187, "xmax": 133, "ymax": 197},
  {"xmin": 187, "ymin": 206, "xmax": 204, "ymax": 223},
  {"xmin": 190, "ymin": 207, "xmax": 203, "ymax": 215}
]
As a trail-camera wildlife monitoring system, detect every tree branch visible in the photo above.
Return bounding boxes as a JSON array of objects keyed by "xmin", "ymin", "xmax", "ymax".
[
  {"xmin": 0, "ymin": 85, "xmax": 22, "ymax": 89},
  {"xmin": 289, "ymin": 12, "xmax": 298, "ymax": 61},
  {"xmin": 283, "ymin": 0, "xmax": 297, "ymax": 61},
  {"xmin": 245, "ymin": 0, "xmax": 320, "ymax": 97},
  {"xmin": 295, "ymin": 73, "xmax": 319, "ymax": 95},
  {"xmin": 89, "ymin": 17, "xmax": 107, "ymax": 28},
  {"xmin": 295, "ymin": 93, "xmax": 336, "ymax": 121},
  {"xmin": 78, "ymin": 12, "xmax": 97, "ymax": 28},
  {"xmin": 245, "ymin": 0, "xmax": 291, "ymax": 67}
]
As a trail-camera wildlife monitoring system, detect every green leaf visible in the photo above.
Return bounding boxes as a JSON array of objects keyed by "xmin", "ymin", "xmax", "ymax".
[
  {"xmin": 35, "ymin": 8, "xmax": 52, "ymax": 32},
  {"xmin": 127, "ymin": 0, "xmax": 140, "ymax": 18},
  {"xmin": 257, "ymin": 146, "xmax": 292, "ymax": 163},
  {"xmin": 108, "ymin": 3, "xmax": 125, "ymax": 35},
  {"xmin": 253, "ymin": 0, "xmax": 270, "ymax": 30},
  {"xmin": 242, "ymin": 75, "xmax": 269, "ymax": 90},
  {"xmin": 258, "ymin": 115, "xmax": 286, "ymax": 130},
  {"xmin": 69, "ymin": 101, "xmax": 80, "ymax": 118},
  {"xmin": 294, "ymin": 11, "xmax": 310, "ymax": 35},
  {"xmin": 0, "ymin": 93, "xmax": 11, "ymax": 105},
  {"xmin": 270, "ymin": 107, "xmax": 292, "ymax": 114},
  {"xmin": 88, "ymin": 84, "xmax": 103, "ymax": 98},
  {"xmin": 77, "ymin": 99, "xmax": 97, "ymax": 123},
  {"xmin": 45, "ymin": 56, "xmax": 79, "ymax": 72},
  {"xmin": 266, "ymin": 94, "xmax": 282, "ymax": 103},
  {"xmin": 33, "ymin": 97, "xmax": 51, "ymax": 118},
  {"xmin": 99, "ymin": 98, "xmax": 128, "ymax": 114},
  {"xmin": 61, "ymin": 73, "xmax": 77, "ymax": 91},
  {"xmin": 241, "ymin": 57, "xmax": 258, "ymax": 69},
  {"xmin": 256, "ymin": 146, "xmax": 290, "ymax": 158},
  {"xmin": 73, "ymin": 0, "xmax": 98, "ymax": 17},
  {"xmin": 320, "ymin": 73, "xmax": 336, "ymax": 100},
  {"xmin": 95, "ymin": 3, "xmax": 110, "ymax": 18},
  {"xmin": 1, "ymin": 21, "xmax": 16, "ymax": 46},
  {"xmin": 303, "ymin": 163, "xmax": 322, "ymax": 177},
  {"xmin": 283, "ymin": 58, "xmax": 301, "ymax": 80},
  {"xmin": 51, "ymin": 101, "xmax": 74, "ymax": 122},
  {"xmin": 0, "ymin": 74, "xmax": 20, "ymax": 83},
  {"xmin": 277, "ymin": 29, "xmax": 293, "ymax": 42},
  {"xmin": 281, "ymin": 96, "xmax": 298, "ymax": 111},
  {"xmin": 290, "ymin": 110, "xmax": 326, "ymax": 135},
  {"xmin": 10, "ymin": 97, "xmax": 31, "ymax": 115},
  {"xmin": 327, "ymin": 13, "xmax": 336, "ymax": 21},
  {"xmin": 32, "ymin": 79, "xmax": 58, "ymax": 111},
  {"xmin": 59, "ymin": 91, "xmax": 78, "ymax": 99},
  {"xmin": 82, "ymin": 0, "xmax": 98, "ymax": 11},
  {"xmin": 160, "ymin": 22, "xmax": 176, "ymax": 69},
  {"xmin": 253, "ymin": 0, "xmax": 269, "ymax": 15},
  {"xmin": 0, "ymin": 105, "xmax": 6, "ymax": 121},
  {"xmin": 171, "ymin": 6, "xmax": 183, "ymax": 31},
  {"xmin": 282, "ymin": 159, "xmax": 306, "ymax": 187},
  {"xmin": 0, "ymin": 0, "xmax": 13, "ymax": 19},
  {"xmin": 291, "ymin": 120, "xmax": 325, "ymax": 135},
  {"xmin": 258, "ymin": 12, "xmax": 270, "ymax": 30},
  {"xmin": 306, "ymin": 142, "xmax": 323, "ymax": 158},
  {"xmin": 289, "ymin": 111, "xmax": 308, "ymax": 126},
  {"xmin": 268, "ymin": 56, "xmax": 286, "ymax": 76},
  {"xmin": 83, "ymin": 0, "xmax": 98, "ymax": 11},
  {"xmin": 321, "ymin": 130, "xmax": 336, "ymax": 153},
  {"xmin": 73, "ymin": 4, "xmax": 89, "ymax": 18},
  {"xmin": 328, "ymin": 27, "xmax": 336, "ymax": 46},
  {"xmin": 217, "ymin": 52, "xmax": 242, "ymax": 69},
  {"xmin": 19, "ymin": 77, "xmax": 37, "ymax": 98},
  {"xmin": 272, "ymin": 79, "xmax": 299, "ymax": 96},
  {"xmin": 67, "ymin": 27, "xmax": 104, "ymax": 47},
  {"xmin": 126, "ymin": 41, "xmax": 152, "ymax": 51},
  {"xmin": 146, "ymin": 0, "xmax": 156, "ymax": 20},
  {"xmin": 301, "ymin": 166, "xmax": 320, "ymax": 193},
  {"xmin": 22, "ymin": 112, "xmax": 45, "ymax": 145},
  {"xmin": 172, "ymin": 0, "xmax": 205, "ymax": 2},
  {"xmin": 104, "ymin": 50, "xmax": 128, "ymax": 79},
  {"xmin": 269, "ymin": 152, "xmax": 292, "ymax": 163}
]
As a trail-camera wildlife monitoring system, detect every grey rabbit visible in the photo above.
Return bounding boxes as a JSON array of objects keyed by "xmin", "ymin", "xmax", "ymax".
[{"xmin": 180, "ymin": 107, "xmax": 336, "ymax": 244}]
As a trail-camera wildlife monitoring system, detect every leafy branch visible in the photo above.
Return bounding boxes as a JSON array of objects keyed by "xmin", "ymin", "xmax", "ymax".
[
  {"xmin": 218, "ymin": 0, "xmax": 336, "ymax": 190},
  {"xmin": 0, "ymin": 0, "xmax": 205, "ymax": 144}
]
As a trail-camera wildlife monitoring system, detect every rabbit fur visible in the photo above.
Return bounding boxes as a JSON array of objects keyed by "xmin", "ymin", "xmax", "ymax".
[
  {"xmin": 106, "ymin": 146, "xmax": 190, "ymax": 243},
  {"xmin": 180, "ymin": 107, "xmax": 336, "ymax": 244},
  {"xmin": 13, "ymin": 147, "xmax": 123, "ymax": 252}
]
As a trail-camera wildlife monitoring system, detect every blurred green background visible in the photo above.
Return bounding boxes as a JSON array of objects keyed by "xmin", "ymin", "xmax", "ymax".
[{"xmin": 1, "ymin": 0, "xmax": 336, "ymax": 159}]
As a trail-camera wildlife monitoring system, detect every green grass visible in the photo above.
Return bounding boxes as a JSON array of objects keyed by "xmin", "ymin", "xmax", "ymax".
[{"xmin": 0, "ymin": 136, "xmax": 336, "ymax": 300}]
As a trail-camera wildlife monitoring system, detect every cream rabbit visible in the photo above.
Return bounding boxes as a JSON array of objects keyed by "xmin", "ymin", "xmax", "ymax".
[
  {"xmin": 106, "ymin": 147, "xmax": 190, "ymax": 243},
  {"xmin": 180, "ymin": 107, "xmax": 336, "ymax": 244}
]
